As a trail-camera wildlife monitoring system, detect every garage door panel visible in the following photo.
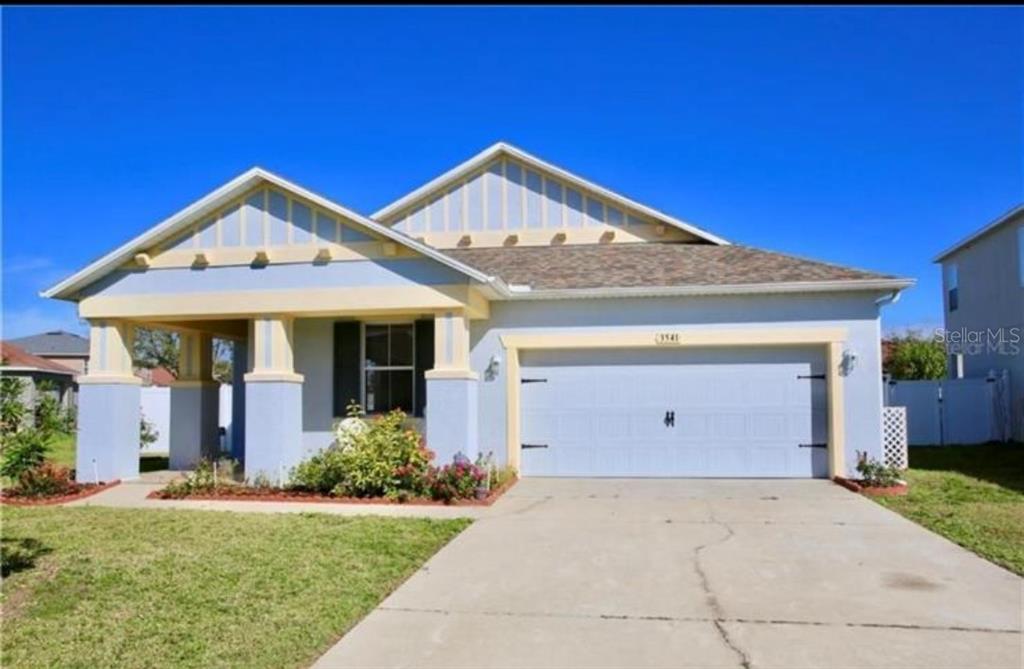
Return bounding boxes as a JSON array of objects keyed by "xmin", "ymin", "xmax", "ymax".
[{"xmin": 520, "ymin": 347, "xmax": 829, "ymax": 478}]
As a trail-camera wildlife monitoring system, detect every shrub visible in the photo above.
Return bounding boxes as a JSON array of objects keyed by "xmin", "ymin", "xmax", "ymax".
[
  {"xmin": 292, "ymin": 408, "xmax": 432, "ymax": 498},
  {"xmin": 160, "ymin": 459, "xmax": 237, "ymax": 498},
  {"xmin": 14, "ymin": 462, "xmax": 76, "ymax": 497},
  {"xmin": 0, "ymin": 376, "xmax": 26, "ymax": 436},
  {"xmin": 0, "ymin": 429, "xmax": 49, "ymax": 479},
  {"xmin": 140, "ymin": 415, "xmax": 159, "ymax": 450},
  {"xmin": 427, "ymin": 460, "xmax": 487, "ymax": 503},
  {"xmin": 855, "ymin": 452, "xmax": 902, "ymax": 487},
  {"xmin": 884, "ymin": 333, "xmax": 946, "ymax": 380},
  {"xmin": 34, "ymin": 384, "xmax": 66, "ymax": 440}
]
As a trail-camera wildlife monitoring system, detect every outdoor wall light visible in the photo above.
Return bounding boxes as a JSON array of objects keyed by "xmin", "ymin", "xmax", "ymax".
[
  {"xmin": 486, "ymin": 354, "xmax": 502, "ymax": 381},
  {"xmin": 842, "ymin": 349, "xmax": 859, "ymax": 376}
]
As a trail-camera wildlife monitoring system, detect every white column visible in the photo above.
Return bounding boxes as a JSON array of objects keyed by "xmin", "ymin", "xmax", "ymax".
[{"xmin": 77, "ymin": 320, "xmax": 141, "ymax": 482}]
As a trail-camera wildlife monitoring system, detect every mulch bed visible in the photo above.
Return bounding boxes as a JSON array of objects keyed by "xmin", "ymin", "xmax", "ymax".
[
  {"xmin": 1, "ymin": 480, "xmax": 121, "ymax": 507},
  {"xmin": 833, "ymin": 476, "xmax": 908, "ymax": 497},
  {"xmin": 147, "ymin": 479, "xmax": 517, "ymax": 507}
]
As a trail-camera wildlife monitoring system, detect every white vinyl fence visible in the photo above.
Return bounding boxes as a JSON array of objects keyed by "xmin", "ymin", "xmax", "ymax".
[
  {"xmin": 884, "ymin": 371, "xmax": 1012, "ymax": 446},
  {"xmin": 137, "ymin": 384, "xmax": 234, "ymax": 453}
]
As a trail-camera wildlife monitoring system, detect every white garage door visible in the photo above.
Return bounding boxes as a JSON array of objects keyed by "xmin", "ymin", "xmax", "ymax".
[{"xmin": 519, "ymin": 347, "xmax": 829, "ymax": 478}]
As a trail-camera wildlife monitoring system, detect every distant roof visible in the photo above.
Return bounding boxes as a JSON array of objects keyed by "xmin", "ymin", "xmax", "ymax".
[
  {"xmin": 445, "ymin": 243, "xmax": 911, "ymax": 295},
  {"xmin": 933, "ymin": 203, "xmax": 1024, "ymax": 262},
  {"xmin": 136, "ymin": 366, "xmax": 176, "ymax": 387},
  {"xmin": 9, "ymin": 330, "xmax": 89, "ymax": 356},
  {"xmin": 0, "ymin": 342, "xmax": 76, "ymax": 375}
]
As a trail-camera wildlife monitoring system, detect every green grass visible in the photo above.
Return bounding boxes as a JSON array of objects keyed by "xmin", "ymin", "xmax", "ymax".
[
  {"xmin": 47, "ymin": 434, "xmax": 169, "ymax": 473},
  {"xmin": 1, "ymin": 507, "xmax": 470, "ymax": 668},
  {"xmin": 874, "ymin": 443, "xmax": 1024, "ymax": 576}
]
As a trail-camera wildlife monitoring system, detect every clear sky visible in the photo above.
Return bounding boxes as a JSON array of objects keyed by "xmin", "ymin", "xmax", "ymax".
[{"xmin": 3, "ymin": 6, "xmax": 1022, "ymax": 339}]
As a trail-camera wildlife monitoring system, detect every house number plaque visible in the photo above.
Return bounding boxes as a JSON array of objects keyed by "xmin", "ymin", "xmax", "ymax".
[{"xmin": 654, "ymin": 332, "xmax": 682, "ymax": 345}]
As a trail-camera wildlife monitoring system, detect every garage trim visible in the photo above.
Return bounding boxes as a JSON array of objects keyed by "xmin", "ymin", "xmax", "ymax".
[{"xmin": 500, "ymin": 327, "xmax": 848, "ymax": 478}]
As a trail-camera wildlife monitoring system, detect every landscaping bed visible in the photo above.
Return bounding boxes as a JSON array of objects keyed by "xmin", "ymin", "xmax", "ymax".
[
  {"xmin": 148, "ymin": 477, "xmax": 516, "ymax": 506},
  {"xmin": 1, "ymin": 479, "xmax": 119, "ymax": 506},
  {"xmin": 152, "ymin": 407, "xmax": 518, "ymax": 507},
  {"xmin": 1, "ymin": 506, "xmax": 470, "ymax": 669},
  {"xmin": 833, "ymin": 476, "xmax": 908, "ymax": 497}
]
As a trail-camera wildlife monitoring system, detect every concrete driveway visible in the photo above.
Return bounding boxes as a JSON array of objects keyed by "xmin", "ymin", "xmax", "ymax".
[{"xmin": 314, "ymin": 479, "xmax": 1022, "ymax": 669}]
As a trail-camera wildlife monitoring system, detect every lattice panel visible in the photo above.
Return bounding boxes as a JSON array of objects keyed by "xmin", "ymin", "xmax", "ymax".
[{"xmin": 883, "ymin": 406, "xmax": 908, "ymax": 470}]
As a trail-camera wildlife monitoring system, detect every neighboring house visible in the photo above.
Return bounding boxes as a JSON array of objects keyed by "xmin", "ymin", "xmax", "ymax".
[
  {"xmin": 43, "ymin": 142, "xmax": 913, "ymax": 483},
  {"xmin": 10, "ymin": 330, "xmax": 90, "ymax": 376},
  {"xmin": 934, "ymin": 204, "xmax": 1024, "ymax": 440},
  {"xmin": 0, "ymin": 342, "xmax": 77, "ymax": 425}
]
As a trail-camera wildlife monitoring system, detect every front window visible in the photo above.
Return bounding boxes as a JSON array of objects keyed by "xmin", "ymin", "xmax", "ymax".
[
  {"xmin": 363, "ymin": 323, "xmax": 414, "ymax": 414},
  {"xmin": 945, "ymin": 263, "xmax": 959, "ymax": 312}
]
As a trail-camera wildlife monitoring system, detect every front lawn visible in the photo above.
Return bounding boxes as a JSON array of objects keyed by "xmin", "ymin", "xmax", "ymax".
[
  {"xmin": 47, "ymin": 433, "xmax": 169, "ymax": 473},
  {"xmin": 874, "ymin": 443, "xmax": 1024, "ymax": 576},
  {"xmin": 1, "ymin": 507, "xmax": 469, "ymax": 668}
]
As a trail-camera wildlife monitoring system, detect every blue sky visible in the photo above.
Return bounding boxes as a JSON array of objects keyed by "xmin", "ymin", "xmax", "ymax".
[{"xmin": 3, "ymin": 7, "xmax": 1022, "ymax": 339}]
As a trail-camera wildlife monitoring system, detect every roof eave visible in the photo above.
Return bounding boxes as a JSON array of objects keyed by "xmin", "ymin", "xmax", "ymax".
[
  {"xmin": 500, "ymin": 278, "xmax": 915, "ymax": 300},
  {"xmin": 933, "ymin": 203, "xmax": 1024, "ymax": 263}
]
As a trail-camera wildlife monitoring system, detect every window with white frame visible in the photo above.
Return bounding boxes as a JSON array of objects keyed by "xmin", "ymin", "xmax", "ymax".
[
  {"xmin": 363, "ymin": 323, "xmax": 414, "ymax": 414},
  {"xmin": 945, "ymin": 262, "xmax": 959, "ymax": 312}
]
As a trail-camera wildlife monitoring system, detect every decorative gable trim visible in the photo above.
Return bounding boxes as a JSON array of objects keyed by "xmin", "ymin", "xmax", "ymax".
[
  {"xmin": 371, "ymin": 142, "xmax": 729, "ymax": 246},
  {"xmin": 43, "ymin": 168, "xmax": 501, "ymax": 300}
]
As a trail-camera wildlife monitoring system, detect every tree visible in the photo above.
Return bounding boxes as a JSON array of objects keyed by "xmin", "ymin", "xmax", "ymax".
[
  {"xmin": 1, "ymin": 374, "xmax": 27, "ymax": 437},
  {"xmin": 133, "ymin": 328, "xmax": 179, "ymax": 375},
  {"xmin": 884, "ymin": 333, "xmax": 947, "ymax": 380}
]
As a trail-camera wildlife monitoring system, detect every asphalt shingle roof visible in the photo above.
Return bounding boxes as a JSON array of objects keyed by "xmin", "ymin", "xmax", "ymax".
[
  {"xmin": 9, "ymin": 330, "xmax": 89, "ymax": 356},
  {"xmin": 444, "ymin": 243, "xmax": 896, "ymax": 291}
]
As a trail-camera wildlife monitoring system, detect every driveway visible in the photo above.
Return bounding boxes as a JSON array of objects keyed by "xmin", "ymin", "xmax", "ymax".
[{"xmin": 314, "ymin": 479, "xmax": 1022, "ymax": 669}]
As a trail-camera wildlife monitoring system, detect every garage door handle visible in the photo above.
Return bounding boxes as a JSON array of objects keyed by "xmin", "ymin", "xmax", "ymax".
[
  {"xmin": 798, "ymin": 443, "xmax": 827, "ymax": 449},
  {"xmin": 664, "ymin": 411, "xmax": 675, "ymax": 427},
  {"xmin": 521, "ymin": 443, "xmax": 548, "ymax": 449}
]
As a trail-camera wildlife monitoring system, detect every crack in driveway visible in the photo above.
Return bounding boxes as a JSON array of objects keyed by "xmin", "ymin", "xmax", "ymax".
[
  {"xmin": 376, "ymin": 605, "xmax": 1022, "ymax": 635},
  {"xmin": 693, "ymin": 502, "xmax": 750, "ymax": 669}
]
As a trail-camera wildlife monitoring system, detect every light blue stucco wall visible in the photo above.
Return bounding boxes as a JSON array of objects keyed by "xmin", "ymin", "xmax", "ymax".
[
  {"xmin": 77, "ymin": 383, "xmax": 141, "ymax": 482},
  {"xmin": 245, "ymin": 380, "xmax": 303, "ymax": 485},
  {"xmin": 79, "ymin": 258, "xmax": 469, "ymax": 298},
  {"xmin": 294, "ymin": 318, "xmax": 335, "ymax": 456},
  {"xmin": 468, "ymin": 293, "xmax": 887, "ymax": 477}
]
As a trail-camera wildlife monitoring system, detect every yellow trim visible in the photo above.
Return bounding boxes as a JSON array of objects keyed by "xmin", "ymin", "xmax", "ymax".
[
  {"xmin": 143, "ymin": 241, "xmax": 414, "ymax": 269},
  {"xmin": 432, "ymin": 310, "xmax": 471, "ymax": 371},
  {"xmin": 424, "ymin": 369, "xmax": 479, "ymax": 380},
  {"xmin": 79, "ymin": 284, "xmax": 479, "ymax": 320},
  {"xmin": 827, "ymin": 342, "xmax": 847, "ymax": 477},
  {"xmin": 416, "ymin": 225, "xmax": 691, "ymax": 249},
  {"xmin": 244, "ymin": 372, "xmax": 304, "ymax": 383},
  {"xmin": 78, "ymin": 374, "xmax": 142, "ymax": 386},
  {"xmin": 87, "ymin": 321, "xmax": 135, "ymax": 376},
  {"xmin": 500, "ymin": 327, "xmax": 848, "ymax": 478}
]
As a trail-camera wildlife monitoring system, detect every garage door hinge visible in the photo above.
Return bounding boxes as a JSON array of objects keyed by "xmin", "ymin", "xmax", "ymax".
[
  {"xmin": 798, "ymin": 443, "xmax": 828, "ymax": 449},
  {"xmin": 521, "ymin": 443, "xmax": 549, "ymax": 449},
  {"xmin": 797, "ymin": 374, "xmax": 827, "ymax": 380},
  {"xmin": 521, "ymin": 378, "xmax": 548, "ymax": 384}
]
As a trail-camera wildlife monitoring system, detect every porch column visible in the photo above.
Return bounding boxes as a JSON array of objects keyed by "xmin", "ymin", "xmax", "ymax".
[
  {"xmin": 244, "ymin": 315, "xmax": 303, "ymax": 484},
  {"xmin": 76, "ymin": 320, "xmax": 141, "ymax": 483},
  {"xmin": 230, "ymin": 338, "xmax": 247, "ymax": 461},
  {"xmin": 169, "ymin": 331, "xmax": 220, "ymax": 470},
  {"xmin": 425, "ymin": 309, "xmax": 479, "ymax": 465}
]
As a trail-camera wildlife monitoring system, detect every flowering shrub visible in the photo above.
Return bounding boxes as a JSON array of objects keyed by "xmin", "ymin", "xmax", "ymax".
[
  {"xmin": 427, "ymin": 460, "xmax": 488, "ymax": 503},
  {"xmin": 855, "ymin": 452, "xmax": 902, "ymax": 487},
  {"xmin": 292, "ymin": 408, "xmax": 433, "ymax": 498}
]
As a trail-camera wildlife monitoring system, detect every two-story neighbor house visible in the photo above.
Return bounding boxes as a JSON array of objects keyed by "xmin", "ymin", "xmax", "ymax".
[
  {"xmin": 935, "ymin": 204, "xmax": 1024, "ymax": 440},
  {"xmin": 44, "ymin": 143, "xmax": 912, "ymax": 483}
]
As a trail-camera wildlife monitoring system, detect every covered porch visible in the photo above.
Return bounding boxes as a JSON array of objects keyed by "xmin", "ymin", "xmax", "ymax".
[{"xmin": 76, "ymin": 304, "xmax": 485, "ymax": 484}]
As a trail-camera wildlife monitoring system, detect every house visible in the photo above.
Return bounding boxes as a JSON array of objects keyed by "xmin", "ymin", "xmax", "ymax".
[
  {"xmin": 10, "ymin": 330, "xmax": 90, "ymax": 376},
  {"xmin": 934, "ymin": 204, "xmax": 1024, "ymax": 440},
  {"xmin": 0, "ymin": 341, "xmax": 77, "ymax": 425},
  {"xmin": 43, "ymin": 143, "xmax": 913, "ymax": 483}
]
